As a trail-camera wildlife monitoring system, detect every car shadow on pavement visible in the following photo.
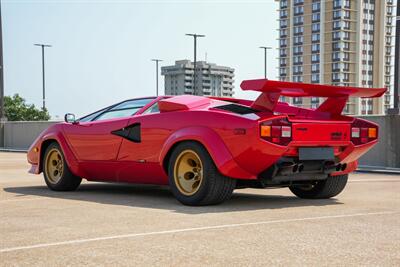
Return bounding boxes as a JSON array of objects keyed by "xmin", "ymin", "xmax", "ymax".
[{"xmin": 3, "ymin": 182, "xmax": 342, "ymax": 214}]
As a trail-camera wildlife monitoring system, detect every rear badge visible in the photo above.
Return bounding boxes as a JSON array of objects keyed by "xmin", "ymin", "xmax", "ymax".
[{"xmin": 331, "ymin": 132, "xmax": 343, "ymax": 140}]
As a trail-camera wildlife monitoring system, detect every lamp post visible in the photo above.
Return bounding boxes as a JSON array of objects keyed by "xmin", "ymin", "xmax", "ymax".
[
  {"xmin": 0, "ymin": 1, "xmax": 5, "ymax": 148},
  {"xmin": 186, "ymin": 33, "xmax": 205, "ymax": 95},
  {"xmin": 34, "ymin": 43, "xmax": 51, "ymax": 110},
  {"xmin": 259, "ymin": 46, "xmax": 272, "ymax": 79},
  {"xmin": 0, "ymin": 1, "xmax": 5, "ymax": 121},
  {"xmin": 151, "ymin": 59, "xmax": 162, "ymax": 96}
]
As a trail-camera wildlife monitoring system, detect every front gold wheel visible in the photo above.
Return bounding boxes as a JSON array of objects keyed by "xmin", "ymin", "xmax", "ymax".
[
  {"xmin": 173, "ymin": 150, "xmax": 203, "ymax": 196},
  {"xmin": 43, "ymin": 143, "xmax": 82, "ymax": 191},
  {"xmin": 44, "ymin": 148, "xmax": 64, "ymax": 184}
]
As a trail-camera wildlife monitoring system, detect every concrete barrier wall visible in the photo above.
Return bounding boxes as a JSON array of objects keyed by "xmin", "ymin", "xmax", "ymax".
[
  {"xmin": 356, "ymin": 115, "xmax": 400, "ymax": 168},
  {"xmin": 0, "ymin": 121, "xmax": 59, "ymax": 150},
  {"xmin": 0, "ymin": 116, "xmax": 398, "ymax": 167}
]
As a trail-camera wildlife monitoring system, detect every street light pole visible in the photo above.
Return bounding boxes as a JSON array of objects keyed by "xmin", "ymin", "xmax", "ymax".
[
  {"xmin": 186, "ymin": 33, "xmax": 205, "ymax": 95},
  {"xmin": 151, "ymin": 59, "xmax": 162, "ymax": 96},
  {"xmin": 0, "ymin": 1, "xmax": 5, "ymax": 121},
  {"xmin": 0, "ymin": 0, "xmax": 5, "ymax": 148},
  {"xmin": 34, "ymin": 43, "xmax": 51, "ymax": 110},
  {"xmin": 259, "ymin": 46, "xmax": 272, "ymax": 79}
]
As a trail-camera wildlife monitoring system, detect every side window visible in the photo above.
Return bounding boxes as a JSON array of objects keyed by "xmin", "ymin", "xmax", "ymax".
[
  {"xmin": 93, "ymin": 98, "xmax": 154, "ymax": 121},
  {"xmin": 142, "ymin": 103, "xmax": 159, "ymax": 115},
  {"xmin": 79, "ymin": 108, "xmax": 107, "ymax": 122}
]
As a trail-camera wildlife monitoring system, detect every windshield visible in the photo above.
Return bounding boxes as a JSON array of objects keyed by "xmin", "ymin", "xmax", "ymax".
[{"xmin": 79, "ymin": 98, "xmax": 155, "ymax": 122}]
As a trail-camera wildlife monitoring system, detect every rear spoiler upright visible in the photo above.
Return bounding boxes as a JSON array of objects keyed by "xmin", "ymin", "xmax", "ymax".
[{"xmin": 240, "ymin": 79, "xmax": 387, "ymax": 114}]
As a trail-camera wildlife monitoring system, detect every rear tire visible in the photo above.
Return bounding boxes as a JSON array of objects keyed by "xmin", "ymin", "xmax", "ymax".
[
  {"xmin": 289, "ymin": 174, "xmax": 348, "ymax": 199},
  {"xmin": 43, "ymin": 143, "xmax": 82, "ymax": 191},
  {"xmin": 168, "ymin": 141, "xmax": 236, "ymax": 206}
]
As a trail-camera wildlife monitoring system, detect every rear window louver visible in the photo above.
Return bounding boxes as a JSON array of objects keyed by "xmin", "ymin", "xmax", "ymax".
[{"xmin": 214, "ymin": 104, "xmax": 259, "ymax": 115}]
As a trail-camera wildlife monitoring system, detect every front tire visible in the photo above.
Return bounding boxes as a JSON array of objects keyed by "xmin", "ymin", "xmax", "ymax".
[
  {"xmin": 168, "ymin": 142, "xmax": 236, "ymax": 206},
  {"xmin": 43, "ymin": 143, "xmax": 82, "ymax": 191},
  {"xmin": 289, "ymin": 174, "xmax": 348, "ymax": 199}
]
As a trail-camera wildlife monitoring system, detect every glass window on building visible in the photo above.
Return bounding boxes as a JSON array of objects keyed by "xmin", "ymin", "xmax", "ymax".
[
  {"xmin": 312, "ymin": 74, "xmax": 320, "ymax": 83},
  {"xmin": 312, "ymin": 2, "xmax": 320, "ymax": 12},
  {"xmin": 312, "ymin": 43, "xmax": 320, "ymax": 52},
  {"xmin": 333, "ymin": 10, "xmax": 342, "ymax": 19},
  {"xmin": 312, "ymin": 23, "xmax": 320, "ymax": 32},
  {"xmin": 312, "ymin": 13, "xmax": 320, "ymax": 22},
  {"xmin": 312, "ymin": 33, "xmax": 320, "ymax": 42},
  {"xmin": 333, "ymin": 0, "xmax": 342, "ymax": 9},
  {"xmin": 312, "ymin": 63, "xmax": 320, "ymax": 72}
]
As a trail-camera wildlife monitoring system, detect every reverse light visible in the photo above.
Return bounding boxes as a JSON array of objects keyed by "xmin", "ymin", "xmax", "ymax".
[
  {"xmin": 260, "ymin": 118, "xmax": 292, "ymax": 146},
  {"xmin": 351, "ymin": 127, "xmax": 360, "ymax": 138},
  {"xmin": 351, "ymin": 119, "xmax": 378, "ymax": 145}
]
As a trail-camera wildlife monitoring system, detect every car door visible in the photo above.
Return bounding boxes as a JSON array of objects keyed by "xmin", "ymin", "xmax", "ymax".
[
  {"xmin": 63, "ymin": 98, "xmax": 155, "ymax": 180},
  {"xmin": 116, "ymin": 101, "xmax": 171, "ymax": 184}
]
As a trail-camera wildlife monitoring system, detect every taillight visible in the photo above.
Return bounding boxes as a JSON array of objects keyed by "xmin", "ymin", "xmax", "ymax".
[
  {"xmin": 351, "ymin": 119, "xmax": 378, "ymax": 145},
  {"xmin": 260, "ymin": 118, "xmax": 292, "ymax": 146}
]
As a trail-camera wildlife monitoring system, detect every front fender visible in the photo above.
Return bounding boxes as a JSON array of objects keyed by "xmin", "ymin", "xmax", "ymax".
[
  {"xmin": 27, "ymin": 124, "xmax": 80, "ymax": 176},
  {"xmin": 159, "ymin": 126, "xmax": 255, "ymax": 179}
]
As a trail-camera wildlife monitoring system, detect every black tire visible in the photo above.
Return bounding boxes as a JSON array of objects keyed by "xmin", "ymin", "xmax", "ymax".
[
  {"xmin": 42, "ymin": 142, "xmax": 82, "ymax": 191},
  {"xmin": 168, "ymin": 141, "xmax": 236, "ymax": 206},
  {"xmin": 289, "ymin": 174, "xmax": 348, "ymax": 199}
]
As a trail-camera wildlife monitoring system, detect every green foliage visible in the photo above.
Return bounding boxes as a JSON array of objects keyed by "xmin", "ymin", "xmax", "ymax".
[{"xmin": 4, "ymin": 94, "xmax": 50, "ymax": 121}]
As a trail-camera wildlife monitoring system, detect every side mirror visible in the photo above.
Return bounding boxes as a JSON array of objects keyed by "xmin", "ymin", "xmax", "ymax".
[{"xmin": 64, "ymin": 113, "xmax": 77, "ymax": 124}]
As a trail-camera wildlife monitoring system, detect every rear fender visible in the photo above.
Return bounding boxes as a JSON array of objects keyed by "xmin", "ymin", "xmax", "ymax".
[{"xmin": 160, "ymin": 126, "xmax": 255, "ymax": 179}]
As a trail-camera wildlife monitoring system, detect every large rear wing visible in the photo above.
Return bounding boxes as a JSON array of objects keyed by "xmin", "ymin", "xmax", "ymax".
[{"xmin": 240, "ymin": 79, "xmax": 387, "ymax": 114}]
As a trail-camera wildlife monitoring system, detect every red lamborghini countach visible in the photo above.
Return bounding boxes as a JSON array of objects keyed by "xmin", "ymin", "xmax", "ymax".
[{"xmin": 27, "ymin": 79, "xmax": 385, "ymax": 205}]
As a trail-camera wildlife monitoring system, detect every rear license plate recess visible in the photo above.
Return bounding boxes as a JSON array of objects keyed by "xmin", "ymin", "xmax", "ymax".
[{"xmin": 299, "ymin": 147, "xmax": 334, "ymax": 160}]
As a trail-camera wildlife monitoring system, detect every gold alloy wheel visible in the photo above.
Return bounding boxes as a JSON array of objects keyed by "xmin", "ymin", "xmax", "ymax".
[
  {"xmin": 173, "ymin": 150, "xmax": 204, "ymax": 196},
  {"xmin": 45, "ymin": 148, "xmax": 64, "ymax": 184}
]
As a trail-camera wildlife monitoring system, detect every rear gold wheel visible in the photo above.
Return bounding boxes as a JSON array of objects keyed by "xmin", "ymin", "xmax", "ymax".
[
  {"xmin": 168, "ymin": 141, "xmax": 236, "ymax": 206},
  {"xmin": 174, "ymin": 150, "xmax": 203, "ymax": 196}
]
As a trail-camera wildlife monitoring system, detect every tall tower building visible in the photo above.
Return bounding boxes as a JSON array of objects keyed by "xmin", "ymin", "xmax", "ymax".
[
  {"xmin": 161, "ymin": 60, "xmax": 235, "ymax": 97},
  {"xmin": 277, "ymin": 0, "xmax": 396, "ymax": 115}
]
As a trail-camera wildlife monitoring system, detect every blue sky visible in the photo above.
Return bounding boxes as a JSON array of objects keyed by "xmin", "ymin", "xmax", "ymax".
[{"xmin": 4, "ymin": 0, "xmax": 278, "ymax": 118}]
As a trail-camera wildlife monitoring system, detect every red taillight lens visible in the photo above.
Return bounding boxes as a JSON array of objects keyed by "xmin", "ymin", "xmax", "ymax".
[
  {"xmin": 351, "ymin": 119, "xmax": 378, "ymax": 145},
  {"xmin": 260, "ymin": 118, "xmax": 292, "ymax": 146}
]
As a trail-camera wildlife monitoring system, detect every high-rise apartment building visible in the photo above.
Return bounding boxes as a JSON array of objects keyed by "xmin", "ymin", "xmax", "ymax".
[
  {"xmin": 277, "ymin": 0, "xmax": 396, "ymax": 115},
  {"xmin": 161, "ymin": 60, "xmax": 235, "ymax": 97}
]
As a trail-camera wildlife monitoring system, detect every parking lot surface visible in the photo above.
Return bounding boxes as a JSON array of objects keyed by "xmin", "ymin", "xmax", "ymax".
[{"xmin": 1, "ymin": 152, "xmax": 399, "ymax": 266}]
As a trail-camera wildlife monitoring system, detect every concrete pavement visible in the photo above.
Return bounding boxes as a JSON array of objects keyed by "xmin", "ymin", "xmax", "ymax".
[{"xmin": 1, "ymin": 152, "xmax": 399, "ymax": 266}]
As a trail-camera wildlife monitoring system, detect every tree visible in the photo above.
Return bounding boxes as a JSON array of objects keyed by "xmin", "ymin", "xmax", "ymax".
[{"xmin": 4, "ymin": 94, "xmax": 50, "ymax": 121}]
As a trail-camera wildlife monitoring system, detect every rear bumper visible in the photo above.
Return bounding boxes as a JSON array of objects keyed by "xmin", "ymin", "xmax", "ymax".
[{"xmin": 230, "ymin": 139, "xmax": 377, "ymax": 180}]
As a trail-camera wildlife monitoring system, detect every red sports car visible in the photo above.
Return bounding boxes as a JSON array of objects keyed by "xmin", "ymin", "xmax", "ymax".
[{"xmin": 27, "ymin": 79, "xmax": 385, "ymax": 205}]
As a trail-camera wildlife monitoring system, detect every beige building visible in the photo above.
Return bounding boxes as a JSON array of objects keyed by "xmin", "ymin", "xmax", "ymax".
[
  {"xmin": 161, "ymin": 60, "xmax": 235, "ymax": 97},
  {"xmin": 277, "ymin": 0, "xmax": 396, "ymax": 115}
]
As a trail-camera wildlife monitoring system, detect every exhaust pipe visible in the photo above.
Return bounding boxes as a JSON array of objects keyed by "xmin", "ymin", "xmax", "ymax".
[
  {"xmin": 278, "ymin": 162, "xmax": 304, "ymax": 175},
  {"xmin": 297, "ymin": 163, "xmax": 304, "ymax": 173},
  {"xmin": 341, "ymin": 163, "xmax": 347, "ymax": 171},
  {"xmin": 335, "ymin": 164, "xmax": 342, "ymax": 172},
  {"xmin": 323, "ymin": 161, "xmax": 337, "ymax": 174},
  {"xmin": 278, "ymin": 162, "xmax": 297, "ymax": 176}
]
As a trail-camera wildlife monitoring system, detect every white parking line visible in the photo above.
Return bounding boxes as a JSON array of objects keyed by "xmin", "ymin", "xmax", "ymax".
[
  {"xmin": 349, "ymin": 179, "xmax": 400, "ymax": 182},
  {"xmin": 0, "ymin": 197, "xmax": 46, "ymax": 203},
  {"xmin": 0, "ymin": 211, "xmax": 397, "ymax": 253}
]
